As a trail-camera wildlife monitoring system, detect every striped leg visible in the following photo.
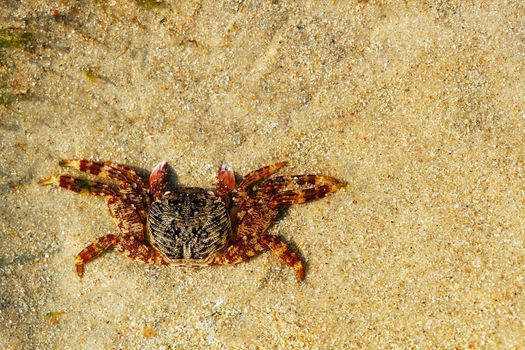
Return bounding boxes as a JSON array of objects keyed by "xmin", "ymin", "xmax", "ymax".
[
  {"xmin": 59, "ymin": 159, "xmax": 150, "ymax": 220},
  {"xmin": 115, "ymin": 235, "xmax": 169, "ymax": 266},
  {"xmin": 41, "ymin": 164, "xmax": 169, "ymax": 274},
  {"xmin": 75, "ymin": 234, "xmax": 119, "ymax": 277},
  {"xmin": 258, "ymin": 234, "xmax": 305, "ymax": 281},
  {"xmin": 39, "ymin": 173, "xmax": 147, "ymax": 241},
  {"xmin": 59, "ymin": 159, "xmax": 145, "ymax": 188},
  {"xmin": 209, "ymin": 236, "xmax": 266, "ymax": 266},
  {"xmin": 107, "ymin": 197, "xmax": 169, "ymax": 266},
  {"xmin": 266, "ymin": 175, "xmax": 345, "ymax": 209},
  {"xmin": 75, "ymin": 234, "xmax": 169, "ymax": 277},
  {"xmin": 39, "ymin": 175, "xmax": 141, "ymax": 234},
  {"xmin": 95, "ymin": 160, "xmax": 150, "ymax": 219},
  {"xmin": 75, "ymin": 204, "xmax": 167, "ymax": 276},
  {"xmin": 237, "ymin": 162, "xmax": 288, "ymax": 192},
  {"xmin": 59, "ymin": 159, "xmax": 124, "ymax": 181},
  {"xmin": 103, "ymin": 161, "xmax": 146, "ymax": 188},
  {"xmin": 39, "ymin": 175, "xmax": 117, "ymax": 197}
]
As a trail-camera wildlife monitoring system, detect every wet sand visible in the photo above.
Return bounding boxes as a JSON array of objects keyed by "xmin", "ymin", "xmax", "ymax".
[{"xmin": 1, "ymin": 1, "xmax": 524, "ymax": 348}]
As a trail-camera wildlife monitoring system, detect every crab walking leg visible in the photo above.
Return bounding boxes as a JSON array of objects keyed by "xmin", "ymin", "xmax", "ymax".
[
  {"xmin": 103, "ymin": 161, "xmax": 146, "ymax": 188},
  {"xmin": 209, "ymin": 204, "xmax": 279, "ymax": 265},
  {"xmin": 40, "ymin": 176, "xmax": 149, "ymax": 274},
  {"xmin": 39, "ymin": 175, "xmax": 117, "ymax": 197},
  {"xmin": 257, "ymin": 234, "xmax": 305, "ymax": 281},
  {"xmin": 236, "ymin": 162, "xmax": 288, "ymax": 192},
  {"xmin": 105, "ymin": 196, "xmax": 169, "ymax": 265},
  {"xmin": 106, "ymin": 197, "xmax": 146, "ymax": 240},
  {"xmin": 115, "ymin": 235, "xmax": 170, "ymax": 266},
  {"xmin": 59, "ymin": 159, "xmax": 124, "ymax": 181},
  {"xmin": 59, "ymin": 159, "xmax": 150, "ymax": 221},
  {"xmin": 101, "ymin": 160, "xmax": 154, "ymax": 220},
  {"xmin": 266, "ymin": 175, "xmax": 345, "ymax": 209},
  {"xmin": 209, "ymin": 236, "xmax": 266, "ymax": 266},
  {"xmin": 41, "ymin": 174, "xmax": 147, "ymax": 241},
  {"xmin": 40, "ymin": 174, "xmax": 163, "ymax": 266},
  {"xmin": 75, "ymin": 234, "xmax": 119, "ymax": 277},
  {"xmin": 59, "ymin": 159, "xmax": 146, "ymax": 188},
  {"xmin": 76, "ymin": 235, "xmax": 169, "ymax": 277},
  {"xmin": 81, "ymin": 195, "xmax": 168, "ymax": 270},
  {"xmin": 260, "ymin": 174, "xmax": 345, "ymax": 193}
]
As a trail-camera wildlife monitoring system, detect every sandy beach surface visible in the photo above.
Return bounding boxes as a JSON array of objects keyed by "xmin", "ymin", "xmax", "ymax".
[{"xmin": 1, "ymin": 1, "xmax": 524, "ymax": 348}]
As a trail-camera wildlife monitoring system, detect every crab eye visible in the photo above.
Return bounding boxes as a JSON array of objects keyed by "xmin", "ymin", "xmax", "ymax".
[
  {"xmin": 168, "ymin": 198, "xmax": 181, "ymax": 208},
  {"xmin": 192, "ymin": 198, "xmax": 206, "ymax": 208}
]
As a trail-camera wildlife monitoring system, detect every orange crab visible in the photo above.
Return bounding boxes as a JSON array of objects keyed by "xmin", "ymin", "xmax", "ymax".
[{"xmin": 40, "ymin": 160, "xmax": 344, "ymax": 281}]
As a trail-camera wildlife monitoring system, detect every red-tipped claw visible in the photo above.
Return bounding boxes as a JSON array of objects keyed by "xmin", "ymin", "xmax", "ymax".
[
  {"xmin": 149, "ymin": 161, "xmax": 169, "ymax": 199},
  {"xmin": 216, "ymin": 163, "xmax": 236, "ymax": 196}
]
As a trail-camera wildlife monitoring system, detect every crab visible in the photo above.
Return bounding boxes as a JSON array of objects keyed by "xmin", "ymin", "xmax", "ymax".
[{"xmin": 39, "ymin": 159, "xmax": 344, "ymax": 281}]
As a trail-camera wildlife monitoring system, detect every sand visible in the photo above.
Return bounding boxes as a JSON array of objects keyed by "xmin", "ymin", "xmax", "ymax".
[{"xmin": 1, "ymin": 1, "xmax": 524, "ymax": 349}]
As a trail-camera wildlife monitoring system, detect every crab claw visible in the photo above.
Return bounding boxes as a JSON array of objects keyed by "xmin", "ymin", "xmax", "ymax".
[
  {"xmin": 216, "ymin": 163, "xmax": 236, "ymax": 196},
  {"xmin": 150, "ymin": 161, "xmax": 169, "ymax": 200}
]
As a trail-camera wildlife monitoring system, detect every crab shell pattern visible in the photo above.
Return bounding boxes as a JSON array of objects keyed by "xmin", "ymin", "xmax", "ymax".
[
  {"xmin": 40, "ymin": 159, "xmax": 344, "ymax": 281},
  {"xmin": 147, "ymin": 188, "xmax": 230, "ymax": 263}
]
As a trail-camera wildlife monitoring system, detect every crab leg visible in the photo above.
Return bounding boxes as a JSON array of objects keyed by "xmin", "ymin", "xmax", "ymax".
[
  {"xmin": 40, "ymin": 176, "xmax": 124, "ymax": 277},
  {"xmin": 39, "ymin": 175, "xmax": 117, "ymax": 197},
  {"xmin": 59, "ymin": 159, "xmax": 146, "ymax": 188},
  {"xmin": 209, "ymin": 204, "xmax": 306, "ymax": 280},
  {"xmin": 115, "ymin": 235, "xmax": 169, "ymax": 266},
  {"xmin": 40, "ymin": 173, "xmax": 165, "ymax": 274},
  {"xmin": 210, "ymin": 234, "xmax": 305, "ymax": 281},
  {"xmin": 107, "ymin": 194, "xmax": 169, "ymax": 266},
  {"xmin": 266, "ymin": 175, "xmax": 345, "ymax": 209},
  {"xmin": 236, "ymin": 161, "xmax": 288, "ymax": 192},
  {"xmin": 107, "ymin": 197, "xmax": 146, "ymax": 240},
  {"xmin": 75, "ymin": 234, "xmax": 169, "ymax": 277},
  {"xmin": 259, "ymin": 174, "xmax": 344, "ymax": 192},
  {"xmin": 103, "ymin": 161, "xmax": 146, "ymax": 188},
  {"xmin": 209, "ymin": 207, "xmax": 275, "ymax": 265},
  {"xmin": 40, "ymin": 174, "xmax": 146, "ymax": 238},
  {"xmin": 59, "ymin": 159, "xmax": 123, "ymax": 181},
  {"xmin": 209, "ymin": 236, "xmax": 265, "ymax": 266},
  {"xmin": 76, "ymin": 201, "xmax": 167, "ymax": 275},
  {"xmin": 257, "ymin": 234, "xmax": 305, "ymax": 281},
  {"xmin": 75, "ymin": 234, "xmax": 119, "ymax": 277},
  {"xmin": 59, "ymin": 159, "xmax": 150, "ymax": 221}
]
